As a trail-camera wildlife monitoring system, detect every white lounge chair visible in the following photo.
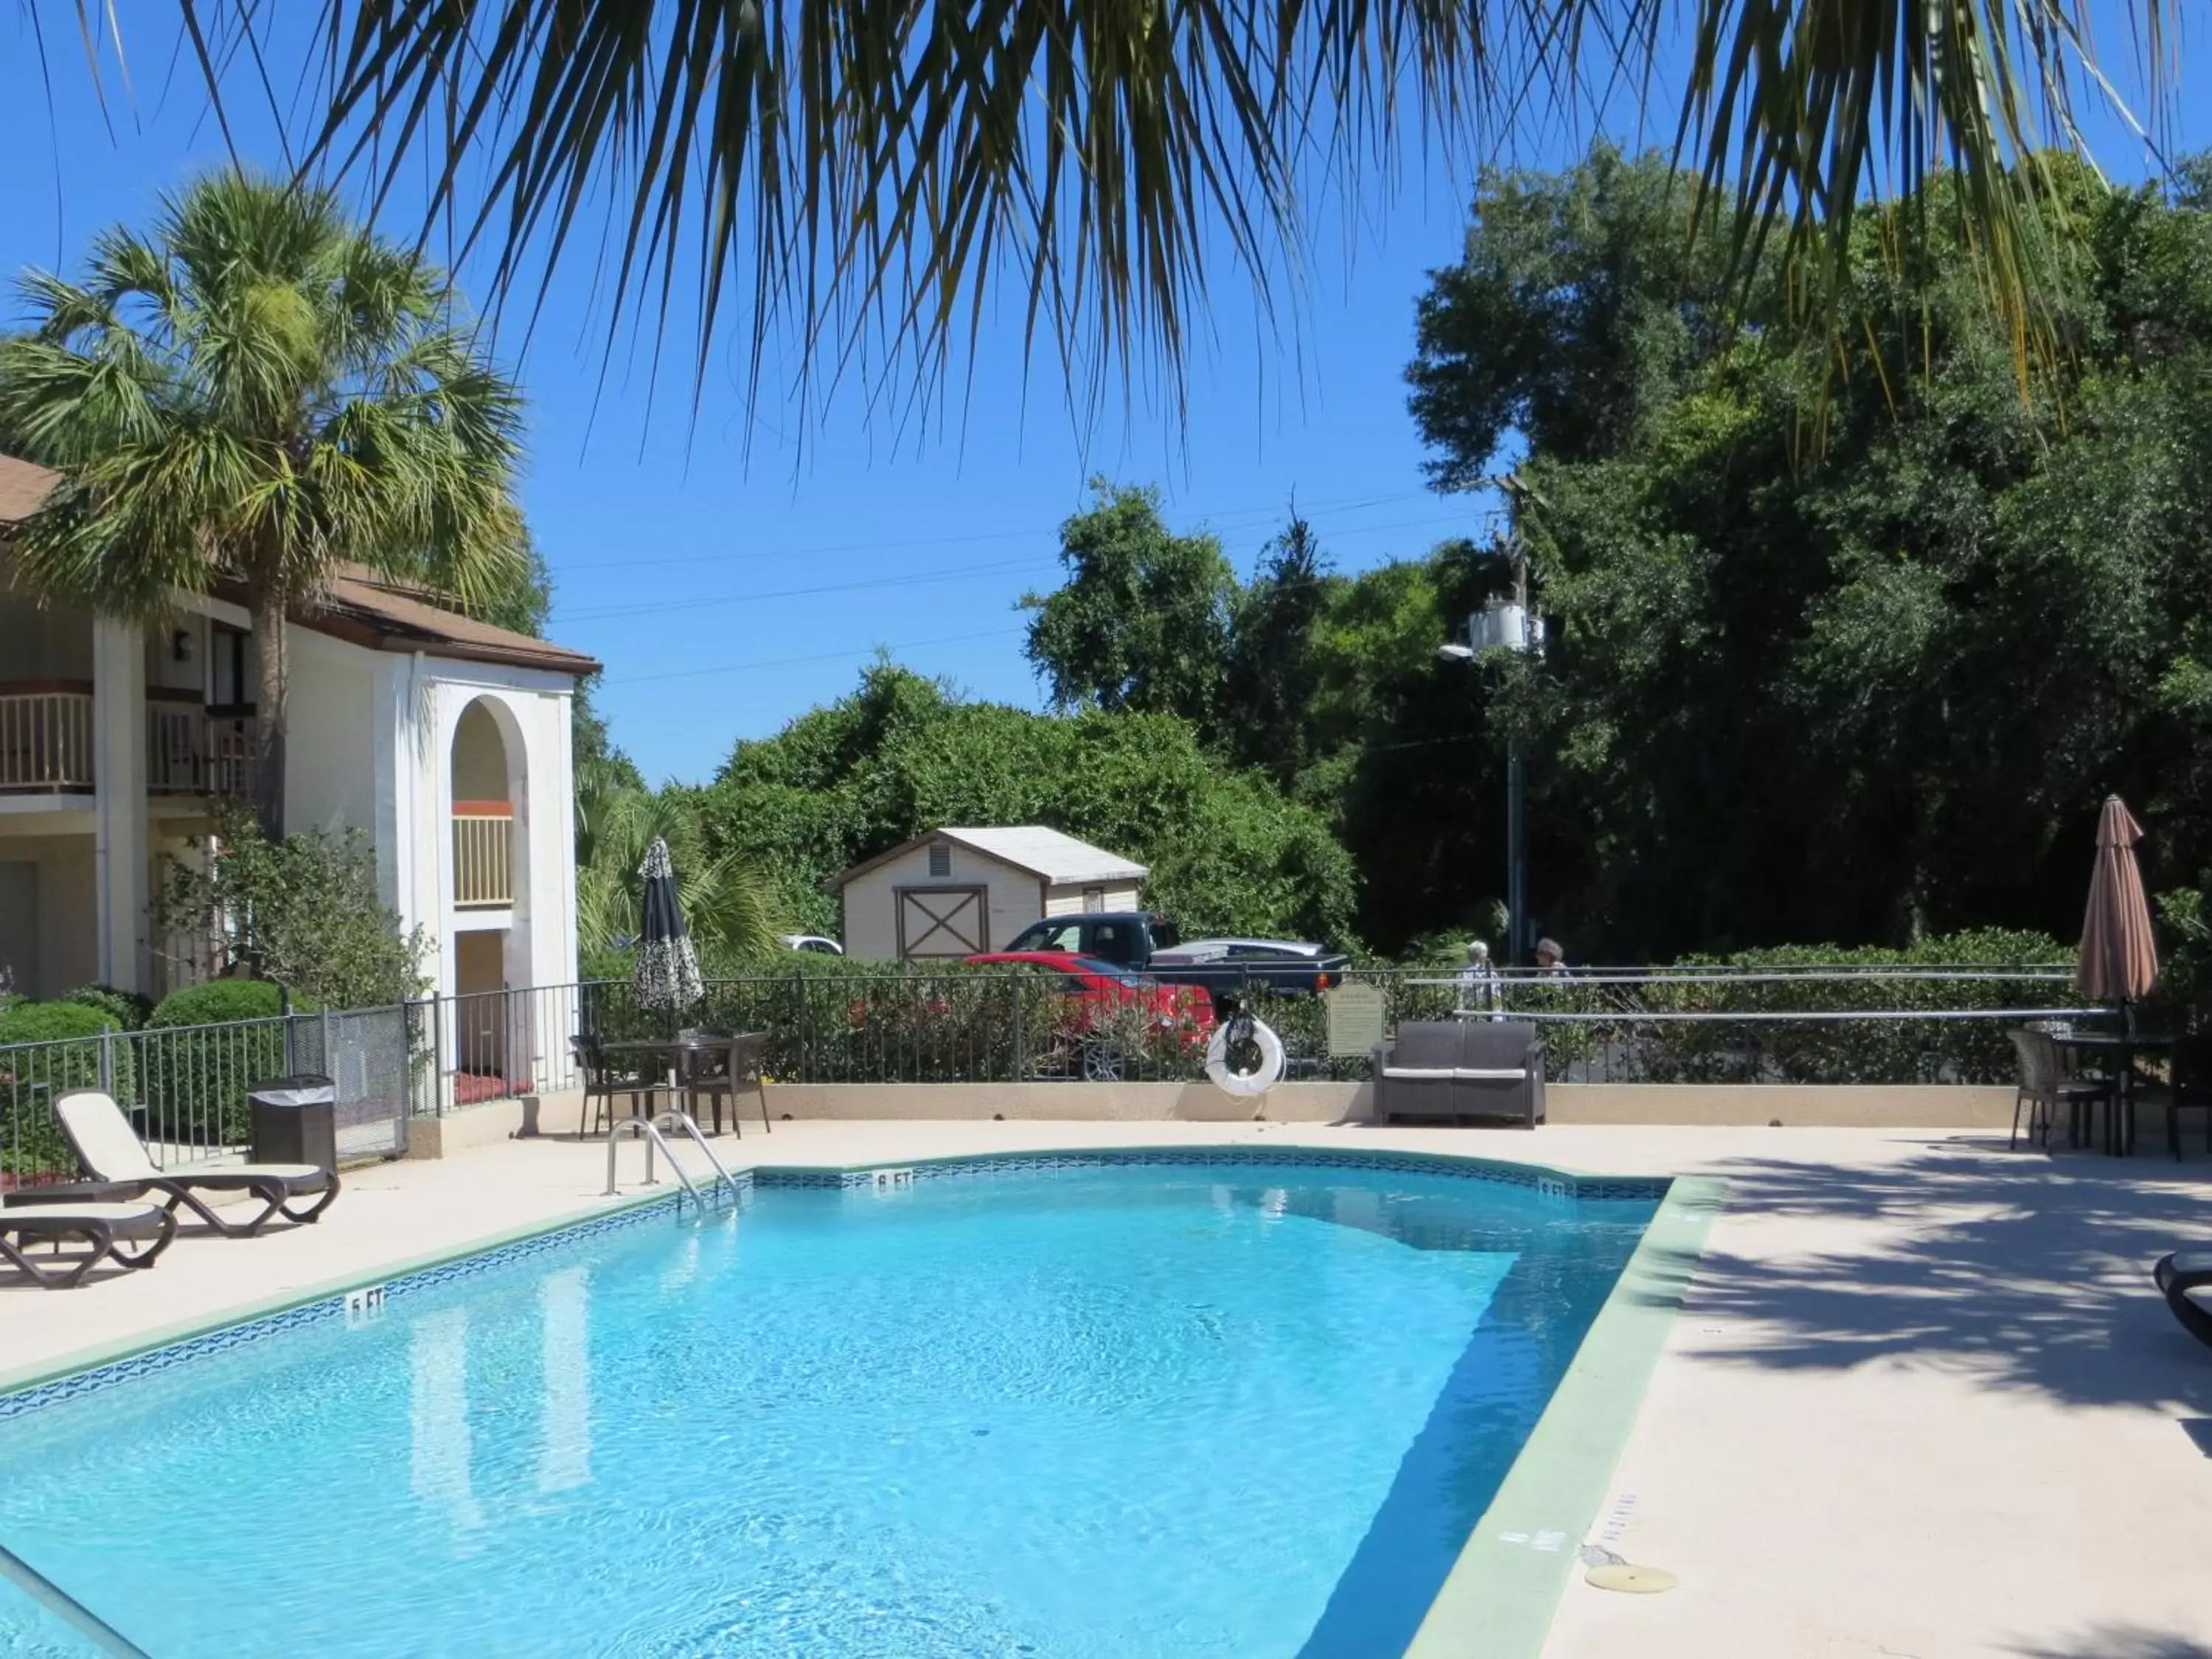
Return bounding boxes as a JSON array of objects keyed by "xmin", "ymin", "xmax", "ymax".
[
  {"xmin": 0, "ymin": 1188, "xmax": 176, "ymax": 1289},
  {"xmin": 55, "ymin": 1091, "xmax": 341, "ymax": 1239}
]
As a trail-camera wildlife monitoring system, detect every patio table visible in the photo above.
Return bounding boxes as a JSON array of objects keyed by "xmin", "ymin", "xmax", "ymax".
[
  {"xmin": 594, "ymin": 1034, "xmax": 765, "ymax": 1135},
  {"xmin": 2051, "ymin": 1031, "xmax": 2177, "ymax": 1155}
]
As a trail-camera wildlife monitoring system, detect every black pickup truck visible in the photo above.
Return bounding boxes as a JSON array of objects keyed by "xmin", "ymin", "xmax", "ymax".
[{"xmin": 1001, "ymin": 911, "xmax": 1350, "ymax": 1009}]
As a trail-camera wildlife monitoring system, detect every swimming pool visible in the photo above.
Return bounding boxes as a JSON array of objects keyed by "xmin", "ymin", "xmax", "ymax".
[{"xmin": 0, "ymin": 1152, "xmax": 1661, "ymax": 1658}]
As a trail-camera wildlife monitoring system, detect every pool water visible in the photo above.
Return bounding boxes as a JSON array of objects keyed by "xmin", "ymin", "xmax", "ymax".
[{"xmin": 0, "ymin": 1159, "xmax": 1655, "ymax": 1658}]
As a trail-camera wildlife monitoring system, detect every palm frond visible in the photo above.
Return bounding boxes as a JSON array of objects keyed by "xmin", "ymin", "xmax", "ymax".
[{"xmin": 135, "ymin": 0, "xmax": 2178, "ymax": 414}]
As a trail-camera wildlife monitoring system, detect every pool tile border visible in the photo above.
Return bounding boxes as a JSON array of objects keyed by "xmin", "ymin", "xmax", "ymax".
[
  {"xmin": 0, "ymin": 1189, "xmax": 699, "ymax": 1419},
  {"xmin": 0, "ymin": 1147, "xmax": 1669, "ymax": 1431},
  {"xmin": 750, "ymin": 1144, "xmax": 1671, "ymax": 1203}
]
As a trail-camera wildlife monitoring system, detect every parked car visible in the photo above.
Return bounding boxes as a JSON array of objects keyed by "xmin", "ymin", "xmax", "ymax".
[
  {"xmin": 999, "ymin": 912, "xmax": 1349, "ymax": 1010},
  {"xmin": 779, "ymin": 933, "xmax": 844, "ymax": 955},
  {"xmin": 964, "ymin": 950, "xmax": 1213, "ymax": 1080}
]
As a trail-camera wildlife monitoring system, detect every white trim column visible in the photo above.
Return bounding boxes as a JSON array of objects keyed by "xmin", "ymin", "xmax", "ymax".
[{"xmin": 91, "ymin": 616, "xmax": 147, "ymax": 992}]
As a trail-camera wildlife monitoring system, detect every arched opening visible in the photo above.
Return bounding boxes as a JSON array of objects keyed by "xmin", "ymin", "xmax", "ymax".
[{"xmin": 448, "ymin": 695, "xmax": 531, "ymax": 1094}]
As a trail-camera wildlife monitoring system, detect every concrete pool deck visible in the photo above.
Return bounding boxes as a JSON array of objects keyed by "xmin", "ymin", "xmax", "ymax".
[{"xmin": 4, "ymin": 1119, "xmax": 2210, "ymax": 1658}]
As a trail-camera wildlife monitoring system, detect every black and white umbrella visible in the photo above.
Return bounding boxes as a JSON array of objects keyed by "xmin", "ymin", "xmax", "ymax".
[{"xmin": 633, "ymin": 838, "xmax": 703, "ymax": 1012}]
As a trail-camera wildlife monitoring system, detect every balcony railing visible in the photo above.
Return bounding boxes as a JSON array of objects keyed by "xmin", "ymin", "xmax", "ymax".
[
  {"xmin": 147, "ymin": 695, "xmax": 257, "ymax": 798},
  {"xmin": 0, "ymin": 682, "xmax": 94, "ymax": 792},
  {"xmin": 453, "ymin": 803, "xmax": 514, "ymax": 908}
]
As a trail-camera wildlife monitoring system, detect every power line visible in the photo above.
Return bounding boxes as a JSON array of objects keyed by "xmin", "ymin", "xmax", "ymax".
[
  {"xmin": 608, "ymin": 627, "xmax": 1029, "ymax": 686},
  {"xmin": 557, "ymin": 512, "xmax": 1479, "ymax": 626},
  {"xmin": 551, "ymin": 486, "xmax": 1441, "ymax": 574},
  {"xmin": 560, "ymin": 554, "xmax": 1046, "ymax": 622}
]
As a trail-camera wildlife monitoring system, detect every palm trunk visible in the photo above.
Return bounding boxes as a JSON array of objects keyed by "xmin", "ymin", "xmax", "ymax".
[{"xmin": 250, "ymin": 585, "xmax": 290, "ymax": 841}]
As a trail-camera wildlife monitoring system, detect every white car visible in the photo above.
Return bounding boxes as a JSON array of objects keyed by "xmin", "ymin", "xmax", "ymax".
[{"xmin": 778, "ymin": 933, "xmax": 844, "ymax": 955}]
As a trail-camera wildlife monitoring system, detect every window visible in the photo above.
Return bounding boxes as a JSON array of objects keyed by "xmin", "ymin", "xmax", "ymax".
[
  {"xmin": 928, "ymin": 843, "xmax": 952, "ymax": 878},
  {"xmin": 1082, "ymin": 886, "xmax": 1106, "ymax": 912},
  {"xmin": 1037, "ymin": 922, "xmax": 1082, "ymax": 951}
]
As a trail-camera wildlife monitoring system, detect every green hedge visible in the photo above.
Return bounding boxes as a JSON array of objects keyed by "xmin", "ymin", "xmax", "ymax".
[
  {"xmin": 143, "ymin": 979, "xmax": 297, "ymax": 1148},
  {"xmin": 61, "ymin": 983, "xmax": 155, "ymax": 1031},
  {"xmin": 0, "ymin": 1001, "xmax": 130, "ymax": 1181},
  {"xmin": 582, "ymin": 956, "xmax": 1211, "ymax": 1084}
]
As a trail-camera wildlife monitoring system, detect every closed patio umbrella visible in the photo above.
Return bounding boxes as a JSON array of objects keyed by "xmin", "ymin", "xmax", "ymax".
[
  {"xmin": 633, "ymin": 838, "xmax": 704, "ymax": 1015},
  {"xmin": 2077, "ymin": 796, "xmax": 2158, "ymax": 1017}
]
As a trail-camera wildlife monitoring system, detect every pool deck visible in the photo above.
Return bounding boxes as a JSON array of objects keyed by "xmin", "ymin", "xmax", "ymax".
[{"xmin": 5, "ymin": 1119, "xmax": 2211, "ymax": 1658}]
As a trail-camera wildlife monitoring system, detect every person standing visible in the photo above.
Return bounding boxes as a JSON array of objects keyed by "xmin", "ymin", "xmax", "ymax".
[
  {"xmin": 1457, "ymin": 939, "xmax": 1502, "ymax": 1015},
  {"xmin": 1534, "ymin": 937, "xmax": 1571, "ymax": 977}
]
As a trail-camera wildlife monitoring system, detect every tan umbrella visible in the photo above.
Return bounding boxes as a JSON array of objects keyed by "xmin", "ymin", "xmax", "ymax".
[{"xmin": 2076, "ymin": 796, "xmax": 2158, "ymax": 1010}]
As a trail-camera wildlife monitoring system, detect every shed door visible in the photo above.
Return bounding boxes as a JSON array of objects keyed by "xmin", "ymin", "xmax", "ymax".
[{"xmin": 897, "ymin": 886, "xmax": 989, "ymax": 959}]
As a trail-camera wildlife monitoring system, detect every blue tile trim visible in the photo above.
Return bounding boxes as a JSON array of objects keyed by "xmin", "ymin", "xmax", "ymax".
[
  {"xmin": 0, "ymin": 1150, "xmax": 1655, "ymax": 1425},
  {"xmin": 0, "ymin": 1188, "xmax": 706, "ymax": 1424},
  {"xmin": 751, "ymin": 1147, "xmax": 1671, "ymax": 1206}
]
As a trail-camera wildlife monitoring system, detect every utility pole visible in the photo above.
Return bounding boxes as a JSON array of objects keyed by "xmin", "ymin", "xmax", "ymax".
[{"xmin": 1439, "ymin": 521, "xmax": 1537, "ymax": 964}]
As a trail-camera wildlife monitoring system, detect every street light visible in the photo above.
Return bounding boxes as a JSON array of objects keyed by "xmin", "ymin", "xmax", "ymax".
[{"xmin": 1439, "ymin": 540, "xmax": 1540, "ymax": 964}]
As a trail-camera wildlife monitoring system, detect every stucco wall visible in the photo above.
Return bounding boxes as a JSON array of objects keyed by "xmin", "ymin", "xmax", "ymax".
[
  {"xmin": 0, "ymin": 835, "xmax": 98, "ymax": 998},
  {"xmin": 841, "ymin": 840, "xmax": 1046, "ymax": 960},
  {"xmin": 142, "ymin": 614, "xmax": 206, "ymax": 697},
  {"xmin": 284, "ymin": 625, "xmax": 378, "ymax": 835},
  {"xmin": 0, "ymin": 594, "xmax": 92, "ymax": 682},
  {"xmin": 1042, "ymin": 878, "xmax": 1144, "ymax": 917},
  {"xmin": 743, "ymin": 1080, "xmax": 2017, "ymax": 1128}
]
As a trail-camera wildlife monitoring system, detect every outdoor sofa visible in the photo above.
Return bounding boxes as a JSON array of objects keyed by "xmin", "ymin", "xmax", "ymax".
[
  {"xmin": 55, "ymin": 1091, "xmax": 341, "ymax": 1238},
  {"xmin": 1371, "ymin": 1019, "xmax": 1545, "ymax": 1128},
  {"xmin": 0, "ymin": 1189, "xmax": 176, "ymax": 1289}
]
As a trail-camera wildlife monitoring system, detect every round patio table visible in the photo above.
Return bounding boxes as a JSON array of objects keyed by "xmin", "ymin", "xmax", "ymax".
[{"xmin": 2051, "ymin": 1031, "xmax": 2177, "ymax": 1155}]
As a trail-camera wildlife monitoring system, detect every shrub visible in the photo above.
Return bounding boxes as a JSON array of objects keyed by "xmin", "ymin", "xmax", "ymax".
[
  {"xmin": 150, "ymin": 979, "xmax": 292, "ymax": 1028},
  {"xmin": 0, "ymin": 1000, "xmax": 128, "ymax": 1181},
  {"xmin": 144, "ymin": 979, "xmax": 298, "ymax": 1149},
  {"xmin": 61, "ymin": 983, "xmax": 154, "ymax": 1032}
]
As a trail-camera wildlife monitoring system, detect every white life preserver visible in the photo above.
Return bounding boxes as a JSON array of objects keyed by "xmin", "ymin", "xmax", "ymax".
[{"xmin": 1206, "ymin": 1016, "xmax": 1286, "ymax": 1096}]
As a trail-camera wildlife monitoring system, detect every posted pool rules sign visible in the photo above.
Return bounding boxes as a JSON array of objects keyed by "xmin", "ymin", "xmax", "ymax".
[{"xmin": 1325, "ymin": 983, "xmax": 1387, "ymax": 1057}]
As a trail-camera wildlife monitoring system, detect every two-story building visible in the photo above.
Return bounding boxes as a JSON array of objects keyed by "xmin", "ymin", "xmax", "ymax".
[{"xmin": 0, "ymin": 452, "xmax": 596, "ymax": 1024}]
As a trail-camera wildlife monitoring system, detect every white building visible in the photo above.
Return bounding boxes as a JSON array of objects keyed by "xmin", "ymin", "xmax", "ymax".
[
  {"xmin": 0, "ymin": 453, "xmax": 597, "ymax": 1015},
  {"xmin": 835, "ymin": 826, "xmax": 1147, "ymax": 960}
]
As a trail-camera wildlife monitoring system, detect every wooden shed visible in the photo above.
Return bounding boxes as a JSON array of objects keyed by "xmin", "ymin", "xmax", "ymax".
[{"xmin": 835, "ymin": 827, "xmax": 1149, "ymax": 960}]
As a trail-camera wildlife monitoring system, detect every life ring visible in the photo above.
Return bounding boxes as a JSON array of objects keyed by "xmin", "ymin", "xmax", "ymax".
[{"xmin": 1206, "ymin": 1016, "xmax": 1286, "ymax": 1096}]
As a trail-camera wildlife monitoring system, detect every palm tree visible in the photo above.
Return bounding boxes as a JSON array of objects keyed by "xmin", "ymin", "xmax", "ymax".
[
  {"xmin": 574, "ymin": 757, "xmax": 778, "ymax": 964},
  {"xmin": 140, "ymin": 1, "xmax": 2177, "ymax": 404},
  {"xmin": 0, "ymin": 170, "xmax": 526, "ymax": 840}
]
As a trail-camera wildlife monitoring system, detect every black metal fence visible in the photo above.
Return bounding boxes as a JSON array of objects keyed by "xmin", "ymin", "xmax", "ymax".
[{"xmin": 1, "ymin": 963, "xmax": 2094, "ymax": 1184}]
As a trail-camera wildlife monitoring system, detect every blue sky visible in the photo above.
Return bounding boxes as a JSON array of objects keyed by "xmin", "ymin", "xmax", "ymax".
[{"xmin": 1, "ymin": 9, "xmax": 2197, "ymax": 785}]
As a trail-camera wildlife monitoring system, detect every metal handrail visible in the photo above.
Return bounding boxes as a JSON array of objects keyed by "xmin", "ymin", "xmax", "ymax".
[
  {"xmin": 602, "ymin": 1110, "xmax": 742, "ymax": 1215},
  {"xmin": 0, "ymin": 1540, "xmax": 150, "ymax": 1658}
]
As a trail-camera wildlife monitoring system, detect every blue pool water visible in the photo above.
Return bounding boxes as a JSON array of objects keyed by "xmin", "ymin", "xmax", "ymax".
[{"xmin": 0, "ymin": 1158, "xmax": 1655, "ymax": 1658}]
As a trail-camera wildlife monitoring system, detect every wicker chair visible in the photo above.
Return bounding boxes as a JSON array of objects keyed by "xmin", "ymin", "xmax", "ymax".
[
  {"xmin": 2007, "ymin": 1029, "xmax": 2111, "ymax": 1152},
  {"xmin": 571, "ymin": 1034, "xmax": 664, "ymax": 1137},
  {"xmin": 674, "ymin": 1030, "xmax": 771, "ymax": 1137}
]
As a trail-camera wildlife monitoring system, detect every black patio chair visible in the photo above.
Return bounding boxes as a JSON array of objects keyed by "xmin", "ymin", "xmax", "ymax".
[
  {"xmin": 673, "ymin": 1030, "xmax": 770, "ymax": 1137},
  {"xmin": 2129, "ymin": 1035, "xmax": 2212, "ymax": 1161}
]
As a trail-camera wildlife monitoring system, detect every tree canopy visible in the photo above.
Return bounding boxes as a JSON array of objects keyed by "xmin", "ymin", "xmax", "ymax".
[{"xmin": 698, "ymin": 664, "xmax": 1360, "ymax": 948}]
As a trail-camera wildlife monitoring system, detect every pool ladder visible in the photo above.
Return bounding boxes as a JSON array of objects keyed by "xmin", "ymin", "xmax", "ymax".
[{"xmin": 603, "ymin": 1110, "xmax": 746, "ymax": 1217}]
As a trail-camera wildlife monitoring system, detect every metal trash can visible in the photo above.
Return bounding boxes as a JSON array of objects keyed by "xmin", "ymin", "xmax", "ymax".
[{"xmin": 248, "ymin": 1074, "xmax": 338, "ymax": 1173}]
